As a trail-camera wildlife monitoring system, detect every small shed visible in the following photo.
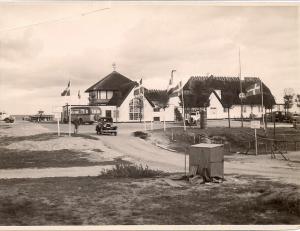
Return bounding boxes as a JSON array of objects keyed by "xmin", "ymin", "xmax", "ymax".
[{"xmin": 189, "ymin": 143, "xmax": 224, "ymax": 178}]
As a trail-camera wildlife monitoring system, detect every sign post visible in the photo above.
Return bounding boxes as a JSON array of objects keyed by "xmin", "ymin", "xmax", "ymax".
[
  {"xmin": 251, "ymin": 120, "xmax": 260, "ymax": 155},
  {"xmin": 52, "ymin": 106, "xmax": 62, "ymax": 137}
]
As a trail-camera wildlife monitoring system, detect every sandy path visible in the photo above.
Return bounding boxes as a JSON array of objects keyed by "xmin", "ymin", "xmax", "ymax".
[
  {"xmin": 0, "ymin": 121, "xmax": 50, "ymax": 137},
  {"xmin": 99, "ymin": 134, "xmax": 187, "ymax": 172},
  {"xmin": 0, "ymin": 165, "xmax": 114, "ymax": 179}
]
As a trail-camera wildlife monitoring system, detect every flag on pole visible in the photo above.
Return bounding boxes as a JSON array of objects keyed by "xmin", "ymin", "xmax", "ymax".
[
  {"xmin": 139, "ymin": 78, "xmax": 143, "ymax": 95},
  {"xmin": 61, "ymin": 81, "xmax": 70, "ymax": 96},
  {"xmin": 78, "ymin": 90, "xmax": 81, "ymax": 99},
  {"xmin": 167, "ymin": 70, "xmax": 176, "ymax": 91},
  {"xmin": 169, "ymin": 81, "xmax": 182, "ymax": 97},
  {"xmin": 246, "ymin": 82, "xmax": 261, "ymax": 97}
]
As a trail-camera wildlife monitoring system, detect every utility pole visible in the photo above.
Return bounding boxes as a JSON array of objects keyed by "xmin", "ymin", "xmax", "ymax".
[{"xmin": 238, "ymin": 48, "xmax": 244, "ymax": 128}]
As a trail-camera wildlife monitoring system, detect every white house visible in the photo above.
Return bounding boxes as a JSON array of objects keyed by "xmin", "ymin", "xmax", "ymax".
[
  {"xmin": 169, "ymin": 75, "xmax": 275, "ymax": 120},
  {"xmin": 85, "ymin": 71, "xmax": 175, "ymax": 122}
]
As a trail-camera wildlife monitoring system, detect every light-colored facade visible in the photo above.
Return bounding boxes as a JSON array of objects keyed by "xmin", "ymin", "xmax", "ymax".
[
  {"xmin": 206, "ymin": 91, "xmax": 263, "ymax": 119},
  {"xmin": 95, "ymin": 89, "xmax": 175, "ymax": 122}
]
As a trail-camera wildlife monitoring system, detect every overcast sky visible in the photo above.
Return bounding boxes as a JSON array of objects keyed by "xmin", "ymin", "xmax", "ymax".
[{"xmin": 0, "ymin": 2, "xmax": 299, "ymax": 114}]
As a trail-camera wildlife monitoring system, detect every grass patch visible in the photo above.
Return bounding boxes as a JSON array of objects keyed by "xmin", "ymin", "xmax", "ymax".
[
  {"xmin": 151, "ymin": 127, "xmax": 300, "ymax": 154},
  {"xmin": 0, "ymin": 195, "xmax": 82, "ymax": 225},
  {"xmin": 133, "ymin": 131, "xmax": 149, "ymax": 139},
  {"xmin": 0, "ymin": 132, "xmax": 98, "ymax": 146},
  {"xmin": 0, "ymin": 147, "xmax": 126, "ymax": 169},
  {"xmin": 0, "ymin": 124, "xmax": 11, "ymax": 129},
  {"xmin": 0, "ymin": 175, "xmax": 299, "ymax": 225},
  {"xmin": 259, "ymin": 187, "xmax": 300, "ymax": 216},
  {"xmin": 100, "ymin": 163, "xmax": 164, "ymax": 178}
]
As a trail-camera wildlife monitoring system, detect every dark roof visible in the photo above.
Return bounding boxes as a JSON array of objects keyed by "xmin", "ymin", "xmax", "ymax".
[
  {"xmin": 144, "ymin": 89, "xmax": 169, "ymax": 107},
  {"xmin": 110, "ymin": 81, "xmax": 137, "ymax": 107},
  {"xmin": 86, "ymin": 71, "xmax": 138, "ymax": 107},
  {"xmin": 182, "ymin": 75, "xmax": 275, "ymax": 108},
  {"xmin": 85, "ymin": 71, "xmax": 134, "ymax": 92}
]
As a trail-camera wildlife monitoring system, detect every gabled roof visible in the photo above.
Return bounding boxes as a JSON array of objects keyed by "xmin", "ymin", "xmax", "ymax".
[
  {"xmin": 86, "ymin": 71, "xmax": 138, "ymax": 107},
  {"xmin": 85, "ymin": 71, "xmax": 134, "ymax": 92},
  {"xmin": 144, "ymin": 89, "xmax": 169, "ymax": 106},
  {"xmin": 182, "ymin": 75, "xmax": 276, "ymax": 108},
  {"xmin": 109, "ymin": 81, "xmax": 138, "ymax": 107}
]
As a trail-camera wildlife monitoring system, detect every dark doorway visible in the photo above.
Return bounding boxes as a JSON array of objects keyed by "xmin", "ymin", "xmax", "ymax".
[
  {"xmin": 153, "ymin": 117, "xmax": 160, "ymax": 121},
  {"xmin": 106, "ymin": 110, "xmax": 112, "ymax": 118}
]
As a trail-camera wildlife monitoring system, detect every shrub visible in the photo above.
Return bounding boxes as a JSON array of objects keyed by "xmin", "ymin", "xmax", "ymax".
[
  {"xmin": 133, "ymin": 131, "xmax": 148, "ymax": 139},
  {"xmin": 100, "ymin": 163, "xmax": 164, "ymax": 178}
]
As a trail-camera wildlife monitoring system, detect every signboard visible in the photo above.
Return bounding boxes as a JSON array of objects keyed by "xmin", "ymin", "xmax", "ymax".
[
  {"xmin": 239, "ymin": 93, "xmax": 246, "ymax": 99},
  {"xmin": 250, "ymin": 120, "xmax": 260, "ymax": 129}
]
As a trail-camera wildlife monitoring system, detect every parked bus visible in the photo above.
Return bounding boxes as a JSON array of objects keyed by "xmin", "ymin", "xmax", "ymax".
[{"xmin": 61, "ymin": 105, "xmax": 102, "ymax": 124}]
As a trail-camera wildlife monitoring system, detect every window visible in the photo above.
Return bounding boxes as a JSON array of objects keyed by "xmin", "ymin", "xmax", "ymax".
[
  {"xmin": 72, "ymin": 109, "xmax": 80, "ymax": 114},
  {"xmin": 154, "ymin": 107, "xmax": 160, "ymax": 112},
  {"xmin": 91, "ymin": 109, "xmax": 101, "ymax": 114},
  {"xmin": 100, "ymin": 91, "xmax": 106, "ymax": 99},
  {"xmin": 107, "ymin": 91, "xmax": 113, "ymax": 99},
  {"xmin": 96, "ymin": 90, "xmax": 114, "ymax": 99},
  {"xmin": 129, "ymin": 98, "xmax": 143, "ymax": 120},
  {"xmin": 223, "ymin": 108, "xmax": 228, "ymax": 113}
]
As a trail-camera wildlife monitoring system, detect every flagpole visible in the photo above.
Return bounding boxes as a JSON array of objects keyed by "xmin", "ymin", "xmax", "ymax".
[
  {"xmin": 239, "ymin": 47, "xmax": 244, "ymax": 128},
  {"xmin": 68, "ymin": 81, "xmax": 71, "ymax": 137},
  {"xmin": 138, "ymin": 78, "xmax": 146, "ymax": 131},
  {"xmin": 261, "ymin": 79, "xmax": 265, "ymax": 130},
  {"xmin": 181, "ymin": 81, "xmax": 186, "ymax": 131}
]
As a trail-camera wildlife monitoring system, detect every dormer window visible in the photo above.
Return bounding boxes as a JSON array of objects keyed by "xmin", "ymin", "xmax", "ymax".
[{"xmin": 96, "ymin": 90, "xmax": 114, "ymax": 99}]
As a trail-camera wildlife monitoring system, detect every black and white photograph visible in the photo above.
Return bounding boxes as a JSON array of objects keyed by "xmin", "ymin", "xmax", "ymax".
[{"xmin": 0, "ymin": 1, "xmax": 299, "ymax": 230}]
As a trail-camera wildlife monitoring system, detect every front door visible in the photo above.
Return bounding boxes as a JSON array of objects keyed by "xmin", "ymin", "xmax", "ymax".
[{"xmin": 106, "ymin": 110, "xmax": 112, "ymax": 118}]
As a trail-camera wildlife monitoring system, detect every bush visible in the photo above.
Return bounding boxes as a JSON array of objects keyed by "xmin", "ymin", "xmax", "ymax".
[
  {"xmin": 133, "ymin": 131, "xmax": 148, "ymax": 139},
  {"xmin": 259, "ymin": 189, "xmax": 300, "ymax": 216},
  {"xmin": 99, "ymin": 163, "xmax": 164, "ymax": 178}
]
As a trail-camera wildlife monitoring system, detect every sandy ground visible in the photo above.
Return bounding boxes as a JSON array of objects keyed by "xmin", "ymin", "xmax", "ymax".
[
  {"xmin": 1, "ymin": 120, "xmax": 299, "ymax": 186},
  {"xmin": 0, "ymin": 121, "xmax": 50, "ymax": 136},
  {"xmin": 0, "ymin": 165, "xmax": 115, "ymax": 179}
]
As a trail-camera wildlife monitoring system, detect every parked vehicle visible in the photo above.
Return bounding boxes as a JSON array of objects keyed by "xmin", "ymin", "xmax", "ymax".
[
  {"xmin": 61, "ymin": 105, "xmax": 101, "ymax": 124},
  {"xmin": 0, "ymin": 112, "xmax": 14, "ymax": 123},
  {"xmin": 185, "ymin": 111, "xmax": 200, "ymax": 126},
  {"xmin": 96, "ymin": 117, "xmax": 117, "ymax": 136},
  {"xmin": 292, "ymin": 114, "xmax": 300, "ymax": 128}
]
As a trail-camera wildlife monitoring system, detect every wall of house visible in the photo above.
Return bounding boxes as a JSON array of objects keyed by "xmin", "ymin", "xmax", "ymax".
[
  {"xmin": 230, "ymin": 105, "xmax": 263, "ymax": 119},
  {"xmin": 153, "ymin": 105, "xmax": 175, "ymax": 122},
  {"xmin": 207, "ymin": 92, "xmax": 225, "ymax": 119},
  {"xmin": 97, "ymin": 105, "xmax": 118, "ymax": 121},
  {"xmin": 204, "ymin": 92, "xmax": 265, "ymax": 119},
  {"xmin": 118, "ymin": 88, "xmax": 155, "ymax": 122}
]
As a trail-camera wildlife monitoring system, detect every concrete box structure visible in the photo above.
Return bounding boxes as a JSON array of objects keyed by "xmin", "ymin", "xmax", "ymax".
[{"xmin": 189, "ymin": 143, "xmax": 224, "ymax": 178}]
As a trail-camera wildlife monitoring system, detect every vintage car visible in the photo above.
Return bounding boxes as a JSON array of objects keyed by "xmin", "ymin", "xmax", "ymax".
[
  {"xmin": 0, "ymin": 112, "xmax": 14, "ymax": 123},
  {"xmin": 292, "ymin": 114, "xmax": 300, "ymax": 128},
  {"xmin": 96, "ymin": 117, "xmax": 118, "ymax": 136}
]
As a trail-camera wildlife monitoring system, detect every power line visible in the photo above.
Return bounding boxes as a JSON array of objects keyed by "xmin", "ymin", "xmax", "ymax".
[{"xmin": 0, "ymin": 7, "xmax": 110, "ymax": 33}]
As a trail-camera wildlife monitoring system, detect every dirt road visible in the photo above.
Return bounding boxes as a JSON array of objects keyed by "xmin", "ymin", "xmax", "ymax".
[{"xmin": 1, "ymin": 121, "xmax": 299, "ymax": 185}]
